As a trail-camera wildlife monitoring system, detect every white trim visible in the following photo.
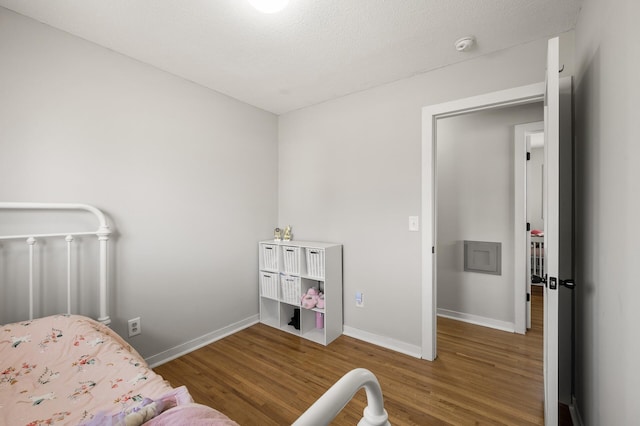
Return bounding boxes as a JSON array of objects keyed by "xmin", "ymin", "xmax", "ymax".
[
  {"xmin": 146, "ymin": 315, "xmax": 259, "ymax": 368},
  {"xmin": 437, "ymin": 309, "xmax": 515, "ymax": 333},
  {"xmin": 421, "ymin": 82, "xmax": 545, "ymax": 361},
  {"xmin": 421, "ymin": 106, "xmax": 437, "ymax": 361},
  {"xmin": 343, "ymin": 326, "xmax": 422, "ymax": 359}
]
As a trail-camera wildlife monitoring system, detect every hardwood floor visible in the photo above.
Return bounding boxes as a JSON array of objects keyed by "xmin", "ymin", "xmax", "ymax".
[{"xmin": 154, "ymin": 287, "xmax": 544, "ymax": 425}]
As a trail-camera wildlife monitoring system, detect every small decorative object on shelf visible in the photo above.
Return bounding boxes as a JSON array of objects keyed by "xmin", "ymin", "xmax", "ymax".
[
  {"xmin": 301, "ymin": 287, "xmax": 322, "ymax": 309},
  {"xmin": 274, "ymin": 227, "xmax": 282, "ymax": 241},
  {"xmin": 315, "ymin": 312, "xmax": 324, "ymax": 329},
  {"xmin": 283, "ymin": 225, "xmax": 292, "ymax": 241}
]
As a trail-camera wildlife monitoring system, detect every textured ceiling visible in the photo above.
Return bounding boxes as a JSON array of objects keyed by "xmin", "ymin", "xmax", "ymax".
[{"xmin": 0, "ymin": 0, "xmax": 582, "ymax": 114}]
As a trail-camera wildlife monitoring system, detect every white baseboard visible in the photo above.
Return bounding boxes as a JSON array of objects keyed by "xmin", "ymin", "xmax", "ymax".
[
  {"xmin": 570, "ymin": 396, "xmax": 584, "ymax": 426},
  {"xmin": 437, "ymin": 308, "xmax": 515, "ymax": 333},
  {"xmin": 342, "ymin": 325, "xmax": 422, "ymax": 358},
  {"xmin": 146, "ymin": 314, "xmax": 259, "ymax": 368}
]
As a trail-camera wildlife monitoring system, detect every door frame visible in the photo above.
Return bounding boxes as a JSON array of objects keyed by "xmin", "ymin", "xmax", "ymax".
[{"xmin": 420, "ymin": 82, "xmax": 545, "ymax": 361}]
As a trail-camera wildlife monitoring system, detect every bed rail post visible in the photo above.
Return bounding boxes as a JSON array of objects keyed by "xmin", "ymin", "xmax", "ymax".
[
  {"xmin": 65, "ymin": 235, "xmax": 74, "ymax": 315},
  {"xmin": 97, "ymin": 225, "xmax": 111, "ymax": 325},
  {"xmin": 293, "ymin": 368, "xmax": 390, "ymax": 426},
  {"xmin": 27, "ymin": 237, "xmax": 36, "ymax": 321}
]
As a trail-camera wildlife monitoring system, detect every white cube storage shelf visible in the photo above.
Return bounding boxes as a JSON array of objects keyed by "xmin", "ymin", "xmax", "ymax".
[{"xmin": 258, "ymin": 240, "xmax": 343, "ymax": 346}]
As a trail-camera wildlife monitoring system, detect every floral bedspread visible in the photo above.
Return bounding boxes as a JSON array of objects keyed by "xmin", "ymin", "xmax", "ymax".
[{"xmin": 0, "ymin": 314, "xmax": 189, "ymax": 426}]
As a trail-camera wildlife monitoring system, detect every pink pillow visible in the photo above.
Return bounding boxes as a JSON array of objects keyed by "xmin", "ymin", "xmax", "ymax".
[{"xmin": 146, "ymin": 403, "xmax": 239, "ymax": 425}]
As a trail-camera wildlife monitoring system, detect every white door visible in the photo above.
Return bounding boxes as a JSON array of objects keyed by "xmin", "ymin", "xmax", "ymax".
[
  {"xmin": 544, "ymin": 35, "xmax": 574, "ymax": 424},
  {"xmin": 543, "ymin": 36, "xmax": 560, "ymax": 425}
]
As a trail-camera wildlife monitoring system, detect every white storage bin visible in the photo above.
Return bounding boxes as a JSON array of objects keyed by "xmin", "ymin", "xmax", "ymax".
[
  {"xmin": 260, "ymin": 272, "xmax": 279, "ymax": 299},
  {"xmin": 280, "ymin": 274, "xmax": 301, "ymax": 305},
  {"xmin": 305, "ymin": 248, "xmax": 325, "ymax": 278},
  {"xmin": 261, "ymin": 244, "xmax": 278, "ymax": 270},
  {"xmin": 282, "ymin": 246, "xmax": 300, "ymax": 274}
]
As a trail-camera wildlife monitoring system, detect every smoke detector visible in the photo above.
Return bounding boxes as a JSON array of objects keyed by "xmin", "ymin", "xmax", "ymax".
[{"xmin": 454, "ymin": 36, "xmax": 475, "ymax": 52}]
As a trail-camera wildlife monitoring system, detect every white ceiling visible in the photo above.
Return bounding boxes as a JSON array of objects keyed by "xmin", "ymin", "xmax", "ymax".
[{"xmin": 0, "ymin": 0, "xmax": 582, "ymax": 114}]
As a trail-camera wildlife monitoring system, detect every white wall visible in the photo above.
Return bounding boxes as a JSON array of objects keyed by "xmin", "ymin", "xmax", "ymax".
[
  {"xmin": 574, "ymin": 0, "xmax": 640, "ymax": 423},
  {"xmin": 279, "ymin": 34, "xmax": 573, "ymax": 348},
  {"xmin": 436, "ymin": 104, "xmax": 543, "ymax": 327},
  {"xmin": 0, "ymin": 8, "xmax": 279, "ymax": 358}
]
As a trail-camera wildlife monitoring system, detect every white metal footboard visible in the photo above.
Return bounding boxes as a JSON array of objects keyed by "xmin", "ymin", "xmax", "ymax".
[
  {"xmin": 0, "ymin": 202, "xmax": 111, "ymax": 324},
  {"xmin": 293, "ymin": 368, "xmax": 390, "ymax": 426},
  {"xmin": 531, "ymin": 236, "xmax": 544, "ymax": 278}
]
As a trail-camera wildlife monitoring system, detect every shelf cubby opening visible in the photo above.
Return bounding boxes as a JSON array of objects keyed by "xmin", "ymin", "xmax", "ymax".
[
  {"xmin": 260, "ymin": 298, "xmax": 279, "ymax": 329},
  {"xmin": 279, "ymin": 303, "xmax": 301, "ymax": 336}
]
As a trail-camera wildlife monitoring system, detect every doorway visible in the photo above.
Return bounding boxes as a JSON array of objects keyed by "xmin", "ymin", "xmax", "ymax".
[
  {"xmin": 434, "ymin": 105, "xmax": 543, "ymax": 335},
  {"xmin": 420, "ymin": 81, "xmax": 546, "ymax": 361},
  {"xmin": 515, "ymin": 121, "xmax": 545, "ymax": 331}
]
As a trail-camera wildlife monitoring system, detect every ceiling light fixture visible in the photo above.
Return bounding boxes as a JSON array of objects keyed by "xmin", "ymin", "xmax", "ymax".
[{"xmin": 248, "ymin": 0, "xmax": 289, "ymax": 14}]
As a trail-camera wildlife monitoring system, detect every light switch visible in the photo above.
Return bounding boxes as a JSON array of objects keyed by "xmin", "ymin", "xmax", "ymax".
[{"xmin": 409, "ymin": 216, "xmax": 419, "ymax": 231}]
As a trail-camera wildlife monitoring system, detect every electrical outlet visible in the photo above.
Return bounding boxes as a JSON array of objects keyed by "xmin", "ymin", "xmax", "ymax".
[
  {"xmin": 128, "ymin": 317, "xmax": 141, "ymax": 337},
  {"xmin": 355, "ymin": 292, "xmax": 364, "ymax": 308}
]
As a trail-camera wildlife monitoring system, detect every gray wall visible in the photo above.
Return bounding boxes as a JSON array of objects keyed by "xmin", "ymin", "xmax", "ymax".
[
  {"xmin": 279, "ymin": 35, "xmax": 573, "ymax": 347},
  {"xmin": 436, "ymin": 104, "xmax": 543, "ymax": 327},
  {"xmin": 574, "ymin": 0, "xmax": 640, "ymax": 423},
  {"xmin": 0, "ymin": 8, "xmax": 279, "ymax": 358}
]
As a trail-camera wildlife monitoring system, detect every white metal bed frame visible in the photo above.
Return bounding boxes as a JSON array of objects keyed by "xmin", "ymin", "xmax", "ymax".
[
  {"xmin": 0, "ymin": 202, "xmax": 111, "ymax": 325},
  {"xmin": 0, "ymin": 202, "xmax": 390, "ymax": 425},
  {"xmin": 531, "ymin": 235, "xmax": 545, "ymax": 279},
  {"xmin": 294, "ymin": 368, "xmax": 390, "ymax": 426}
]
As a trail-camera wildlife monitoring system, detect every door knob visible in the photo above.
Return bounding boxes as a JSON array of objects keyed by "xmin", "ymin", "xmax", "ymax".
[
  {"xmin": 560, "ymin": 279, "xmax": 575, "ymax": 290},
  {"xmin": 532, "ymin": 274, "xmax": 546, "ymax": 285}
]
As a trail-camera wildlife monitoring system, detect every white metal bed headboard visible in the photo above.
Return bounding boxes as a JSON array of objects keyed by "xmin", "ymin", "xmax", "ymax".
[{"xmin": 0, "ymin": 202, "xmax": 111, "ymax": 325}]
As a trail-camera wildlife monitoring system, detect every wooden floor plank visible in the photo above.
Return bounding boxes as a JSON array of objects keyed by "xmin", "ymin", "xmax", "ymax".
[{"xmin": 154, "ymin": 287, "xmax": 544, "ymax": 425}]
